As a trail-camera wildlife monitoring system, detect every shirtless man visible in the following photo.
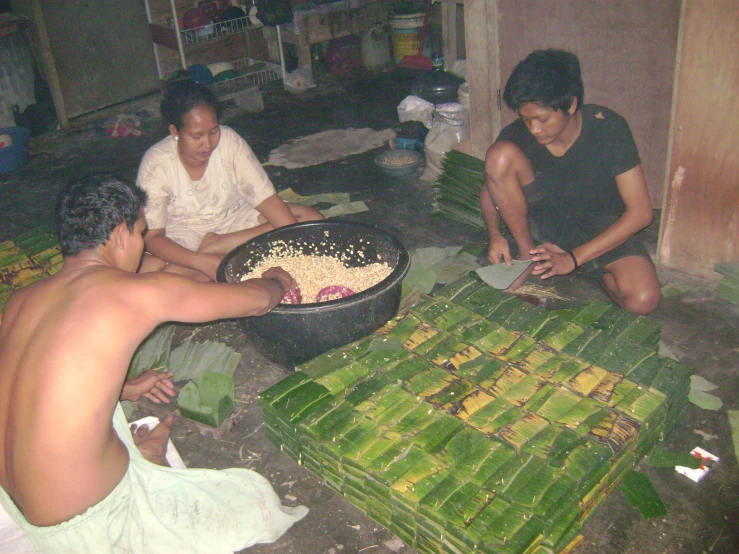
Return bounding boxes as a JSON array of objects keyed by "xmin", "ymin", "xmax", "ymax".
[
  {"xmin": 481, "ymin": 49, "xmax": 660, "ymax": 315},
  {"xmin": 0, "ymin": 173, "xmax": 306, "ymax": 552}
]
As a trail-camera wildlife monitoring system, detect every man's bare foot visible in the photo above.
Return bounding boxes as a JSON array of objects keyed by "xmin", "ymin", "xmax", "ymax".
[{"xmin": 131, "ymin": 415, "xmax": 175, "ymax": 467}]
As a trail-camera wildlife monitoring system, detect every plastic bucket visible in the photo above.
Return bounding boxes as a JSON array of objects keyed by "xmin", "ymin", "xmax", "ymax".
[
  {"xmin": 0, "ymin": 127, "xmax": 31, "ymax": 175},
  {"xmin": 389, "ymin": 12, "xmax": 424, "ymax": 63}
]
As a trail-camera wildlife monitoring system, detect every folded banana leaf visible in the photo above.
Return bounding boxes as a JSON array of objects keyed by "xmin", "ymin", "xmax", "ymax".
[
  {"xmin": 531, "ymin": 351, "xmax": 571, "ymax": 380},
  {"xmin": 547, "ymin": 357, "xmax": 591, "ymax": 386},
  {"xmin": 430, "ymin": 378, "xmax": 474, "ymax": 409},
  {"xmin": 502, "ymin": 374, "xmax": 547, "ymax": 407},
  {"xmin": 168, "ymin": 339, "xmax": 242, "ymax": 382},
  {"xmin": 456, "ymin": 318, "xmax": 501, "ymax": 344},
  {"xmin": 261, "ymin": 370, "xmax": 310, "ymax": 403},
  {"xmin": 403, "ymin": 323, "xmax": 443, "ymax": 351},
  {"xmin": 357, "ymin": 347, "xmax": 412, "ymax": 370},
  {"xmin": 497, "ymin": 455, "xmax": 547, "ymax": 502},
  {"xmin": 556, "ymin": 397, "xmax": 608, "ymax": 431},
  {"xmin": 374, "ymin": 391, "xmax": 422, "ymax": 426},
  {"xmin": 522, "ymin": 312, "xmax": 563, "ymax": 339},
  {"xmin": 466, "ymin": 397, "xmax": 520, "ymax": 433},
  {"xmin": 618, "ymin": 387, "xmax": 667, "ymax": 424},
  {"xmin": 625, "ymin": 354, "xmax": 662, "ymax": 387},
  {"xmin": 475, "ymin": 327, "xmax": 521, "ymax": 356},
  {"xmin": 559, "ymin": 441, "xmax": 612, "ymax": 486},
  {"xmin": 536, "ymin": 388, "xmax": 582, "ymax": 423},
  {"xmin": 502, "ymin": 335, "xmax": 538, "ymax": 362},
  {"xmin": 425, "ymin": 337, "xmax": 470, "ymax": 367},
  {"xmin": 432, "ymin": 303, "xmax": 476, "ymax": 330},
  {"xmin": 391, "ymin": 452, "xmax": 448, "ymax": 494},
  {"xmin": 588, "ymin": 411, "xmax": 641, "ymax": 454},
  {"xmin": 589, "ymin": 371, "xmax": 625, "ymax": 403},
  {"xmin": 406, "ymin": 366, "xmax": 453, "ymax": 395},
  {"xmin": 616, "ymin": 316, "xmax": 661, "ymax": 349},
  {"xmin": 490, "ymin": 366, "xmax": 528, "ymax": 397},
  {"xmin": 270, "ymin": 380, "xmax": 334, "ymax": 424},
  {"xmin": 567, "ymin": 300, "xmax": 613, "ymax": 326},
  {"xmin": 316, "ymin": 361, "xmax": 370, "ymax": 394},
  {"xmin": 597, "ymin": 339, "xmax": 656, "ymax": 375},
  {"xmin": 382, "ymin": 313, "xmax": 422, "ymax": 342},
  {"xmin": 542, "ymin": 322, "xmax": 586, "ymax": 351},
  {"xmin": 456, "ymin": 389, "xmax": 497, "ymax": 420},
  {"xmin": 566, "ymin": 365, "xmax": 610, "ymax": 396},
  {"xmin": 576, "ymin": 332, "xmax": 619, "ymax": 365},
  {"xmin": 491, "ymin": 516, "xmax": 544, "ymax": 554},
  {"xmin": 480, "ymin": 504, "xmax": 531, "ymax": 547},
  {"xmin": 298, "ymin": 348, "xmax": 354, "ymax": 379},
  {"xmin": 460, "ymin": 286, "xmax": 511, "ymax": 317},
  {"xmin": 501, "ymin": 303, "xmax": 544, "ymax": 332},
  {"xmin": 447, "ymin": 345, "xmax": 483, "ymax": 370},
  {"xmin": 561, "ymin": 327, "xmax": 603, "ymax": 357},
  {"xmin": 465, "ymin": 495, "xmax": 511, "ymax": 543},
  {"xmin": 413, "ymin": 413, "xmax": 465, "ymax": 453}
]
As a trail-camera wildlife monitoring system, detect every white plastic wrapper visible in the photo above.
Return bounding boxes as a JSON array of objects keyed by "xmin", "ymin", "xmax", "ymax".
[
  {"xmin": 421, "ymin": 102, "xmax": 470, "ymax": 181},
  {"xmin": 397, "ymin": 95, "xmax": 435, "ymax": 129}
]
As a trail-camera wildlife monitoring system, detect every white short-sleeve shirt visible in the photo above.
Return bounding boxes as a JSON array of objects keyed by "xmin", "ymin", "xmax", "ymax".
[{"xmin": 136, "ymin": 126, "xmax": 276, "ymax": 250}]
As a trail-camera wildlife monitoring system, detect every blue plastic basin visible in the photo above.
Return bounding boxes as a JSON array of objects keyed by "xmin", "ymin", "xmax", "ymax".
[{"xmin": 0, "ymin": 127, "xmax": 31, "ymax": 175}]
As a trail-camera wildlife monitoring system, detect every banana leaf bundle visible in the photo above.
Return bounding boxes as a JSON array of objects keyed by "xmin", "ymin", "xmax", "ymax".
[{"xmin": 432, "ymin": 150, "xmax": 487, "ymax": 231}]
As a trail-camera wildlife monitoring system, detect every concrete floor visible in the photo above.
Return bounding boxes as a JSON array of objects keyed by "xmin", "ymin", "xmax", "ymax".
[{"xmin": 1, "ymin": 68, "xmax": 737, "ymax": 553}]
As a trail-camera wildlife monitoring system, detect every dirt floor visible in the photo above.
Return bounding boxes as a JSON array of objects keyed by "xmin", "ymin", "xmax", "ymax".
[{"xmin": 1, "ymin": 68, "xmax": 737, "ymax": 553}]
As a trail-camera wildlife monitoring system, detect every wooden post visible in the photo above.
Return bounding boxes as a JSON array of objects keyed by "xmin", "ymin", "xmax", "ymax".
[
  {"xmin": 30, "ymin": 0, "xmax": 68, "ymax": 128},
  {"xmin": 462, "ymin": 0, "xmax": 500, "ymax": 160}
]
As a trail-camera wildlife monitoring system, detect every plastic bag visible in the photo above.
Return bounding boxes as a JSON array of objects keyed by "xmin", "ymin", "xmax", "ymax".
[
  {"xmin": 284, "ymin": 67, "xmax": 315, "ymax": 95},
  {"xmin": 397, "ymin": 95, "xmax": 435, "ymax": 129},
  {"xmin": 421, "ymin": 102, "xmax": 470, "ymax": 181}
]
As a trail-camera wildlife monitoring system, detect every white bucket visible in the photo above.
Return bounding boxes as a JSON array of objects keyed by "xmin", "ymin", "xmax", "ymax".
[
  {"xmin": 361, "ymin": 24, "xmax": 391, "ymax": 70},
  {"xmin": 389, "ymin": 12, "xmax": 424, "ymax": 63}
]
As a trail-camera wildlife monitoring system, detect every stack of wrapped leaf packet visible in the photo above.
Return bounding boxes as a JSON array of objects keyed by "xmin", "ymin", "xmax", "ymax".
[
  {"xmin": 0, "ymin": 228, "xmax": 63, "ymax": 317},
  {"xmin": 260, "ymin": 273, "xmax": 692, "ymax": 554}
]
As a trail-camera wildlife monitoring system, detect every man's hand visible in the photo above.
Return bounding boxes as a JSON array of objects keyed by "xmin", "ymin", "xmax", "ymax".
[
  {"xmin": 262, "ymin": 267, "xmax": 297, "ymax": 293},
  {"xmin": 131, "ymin": 415, "xmax": 175, "ymax": 467},
  {"xmin": 487, "ymin": 234, "xmax": 512, "ymax": 265},
  {"xmin": 530, "ymin": 243, "xmax": 576, "ymax": 279},
  {"xmin": 121, "ymin": 370, "xmax": 177, "ymax": 404}
]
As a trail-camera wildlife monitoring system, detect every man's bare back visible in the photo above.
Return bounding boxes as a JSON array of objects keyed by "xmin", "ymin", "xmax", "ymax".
[{"xmin": 0, "ymin": 174, "xmax": 295, "ymax": 529}]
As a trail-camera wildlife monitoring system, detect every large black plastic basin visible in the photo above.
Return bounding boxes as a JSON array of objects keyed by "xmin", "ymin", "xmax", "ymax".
[{"xmin": 216, "ymin": 221, "xmax": 410, "ymax": 368}]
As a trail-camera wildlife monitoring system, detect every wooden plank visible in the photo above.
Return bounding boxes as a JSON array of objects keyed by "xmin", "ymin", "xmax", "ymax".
[
  {"xmin": 441, "ymin": 2, "xmax": 457, "ymax": 71},
  {"xmin": 658, "ymin": 0, "xmax": 739, "ymax": 276},
  {"xmin": 463, "ymin": 0, "xmax": 500, "ymax": 160},
  {"xmin": 31, "ymin": 0, "xmax": 67, "ymax": 128}
]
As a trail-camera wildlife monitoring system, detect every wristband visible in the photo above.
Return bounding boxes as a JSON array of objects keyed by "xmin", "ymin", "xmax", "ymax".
[{"xmin": 567, "ymin": 250, "xmax": 579, "ymax": 270}]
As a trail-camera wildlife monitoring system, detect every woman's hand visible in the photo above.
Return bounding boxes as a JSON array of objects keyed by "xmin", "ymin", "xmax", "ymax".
[
  {"xmin": 121, "ymin": 370, "xmax": 177, "ymax": 404},
  {"xmin": 530, "ymin": 243, "xmax": 577, "ymax": 279}
]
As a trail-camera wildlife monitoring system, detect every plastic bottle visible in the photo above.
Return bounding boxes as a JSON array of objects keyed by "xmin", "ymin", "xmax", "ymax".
[{"xmin": 361, "ymin": 22, "xmax": 392, "ymax": 70}]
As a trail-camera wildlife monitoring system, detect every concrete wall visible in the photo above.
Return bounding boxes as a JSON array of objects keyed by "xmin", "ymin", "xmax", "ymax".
[{"xmin": 497, "ymin": 0, "xmax": 680, "ymax": 206}]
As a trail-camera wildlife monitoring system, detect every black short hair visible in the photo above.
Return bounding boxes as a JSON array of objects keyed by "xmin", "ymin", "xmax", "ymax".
[
  {"xmin": 503, "ymin": 49, "xmax": 584, "ymax": 113},
  {"xmin": 55, "ymin": 172, "xmax": 147, "ymax": 257},
  {"xmin": 160, "ymin": 81, "xmax": 221, "ymax": 130}
]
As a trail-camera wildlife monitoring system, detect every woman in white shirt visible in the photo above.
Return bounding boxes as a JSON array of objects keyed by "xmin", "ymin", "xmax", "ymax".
[{"xmin": 137, "ymin": 82, "xmax": 322, "ymax": 281}]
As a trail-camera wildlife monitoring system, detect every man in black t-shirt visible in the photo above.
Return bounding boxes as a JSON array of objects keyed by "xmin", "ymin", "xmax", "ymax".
[{"xmin": 480, "ymin": 49, "xmax": 660, "ymax": 315}]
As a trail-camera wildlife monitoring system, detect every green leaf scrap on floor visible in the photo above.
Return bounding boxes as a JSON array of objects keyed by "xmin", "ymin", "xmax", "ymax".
[
  {"xmin": 728, "ymin": 410, "xmax": 739, "ymax": 465},
  {"xmin": 368, "ymin": 337, "xmax": 404, "ymax": 351},
  {"xmin": 620, "ymin": 470, "xmax": 668, "ymax": 519},
  {"xmin": 688, "ymin": 375, "xmax": 722, "ymax": 411},
  {"xmin": 648, "ymin": 447, "xmax": 702, "ymax": 469}
]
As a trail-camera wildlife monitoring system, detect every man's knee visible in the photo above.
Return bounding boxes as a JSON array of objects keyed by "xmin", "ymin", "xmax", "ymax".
[
  {"xmin": 485, "ymin": 140, "xmax": 530, "ymax": 189},
  {"xmin": 622, "ymin": 286, "xmax": 660, "ymax": 316}
]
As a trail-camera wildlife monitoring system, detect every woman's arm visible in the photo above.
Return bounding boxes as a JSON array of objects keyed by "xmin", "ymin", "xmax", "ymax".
[{"xmin": 255, "ymin": 194, "xmax": 300, "ymax": 228}]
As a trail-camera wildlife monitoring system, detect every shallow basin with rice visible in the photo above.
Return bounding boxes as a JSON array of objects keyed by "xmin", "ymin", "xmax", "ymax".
[
  {"xmin": 374, "ymin": 148, "xmax": 422, "ymax": 178},
  {"xmin": 217, "ymin": 221, "xmax": 410, "ymax": 368}
]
